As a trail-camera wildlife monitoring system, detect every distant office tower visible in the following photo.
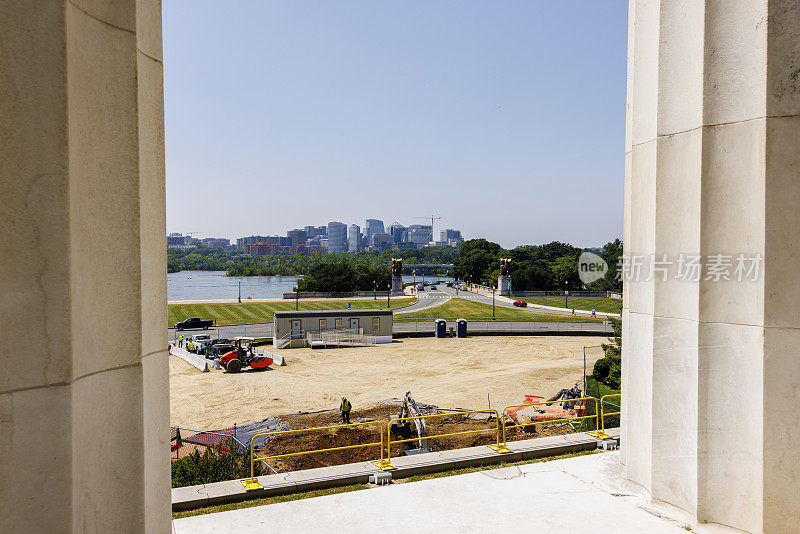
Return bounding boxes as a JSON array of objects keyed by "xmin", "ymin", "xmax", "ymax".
[
  {"xmin": 327, "ymin": 222, "xmax": 348, "ymax": 253},
  {"xmin": 388, "ymin": 223, "xmax": 407, "ymax": 244},
  {"xmin": 201, "ymin": 237, "xmax": 230, "ymax": 248},
  {"xmin": 410, "ymin": 225, "xmax": 433, "ymax": 246},
  {"xmin": 236, "ymin": 235, "xmax": 269, "ymax": 250},
  {"xmin": 287, "ymin": 229, "xmax": 308, "ymax": 246},
  {"xmin": 365, "ymin": 219, "xmax": 385, "ymax": 242},
  {"xmin": 348, "ymin": 224, "xmax": 361, "ymax": 253},
  {"xmin": 440, "ymin": 229, "xmax": 463, "ymax": 247},
  {"xmin": 371, "ymin": 233, "xmax": 393, "ymax": 251}
]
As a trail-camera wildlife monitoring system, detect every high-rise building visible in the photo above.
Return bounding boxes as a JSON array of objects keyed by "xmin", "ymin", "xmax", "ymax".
[
  {"xmin": 388, "ymin": 222, "xmax": 407, "ymax": 244},
  {"xmin": 440, "ymin": 229, "xmax": 463, "ymax": 247},
  {"xmin": 348, "ymin": 224, "xmax": 361, "ymax": 253},
  {"xmin": 370, "ymin": 233, "xmax": 393, "ymax": 251},
  {"xmin": 287, "ymin": 229, "xmax": 308, "ymax": 246},
  {"xmin": 236, "ymin": 235, "xmax": 269, "ymax": 250},
  {"xmin": 410, "ymin": 225, "xmax": 433, "ymax": 246},
  {"xmin": 326, "ymin": 222, "xmax": 347, "ymax": 253},
  {"xmin": 201, "ymin": 237, "xmax": 230, "ymax": 248},
  {"xmin": 365, "ymin": 219, "xmax": 385, "ymax": 242}
]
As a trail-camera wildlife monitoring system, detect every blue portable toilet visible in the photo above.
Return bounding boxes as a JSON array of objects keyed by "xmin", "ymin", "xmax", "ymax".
[
  {"xmin": 456, "ymin": 318, "xmax": 467, "ymax": 338},
  {"xmin": 435, "ymin": 319, "xmax": 447, "ymax": 338}
]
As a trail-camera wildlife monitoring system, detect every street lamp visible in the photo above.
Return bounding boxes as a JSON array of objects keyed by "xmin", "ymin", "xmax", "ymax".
[
  {"xmin": 413, "ymin": 269, "xmax": 416, "ymax": 294},
  {"xmin": 492, "ymin": 287, "xmax": 496, "ymax": 320},
  {"xmin": 565, "ymin": 281, "xmax": 568, "ymax": 309},
  {"xmin": 387, "ymin": 281, "xmax": 391, "ymax": 308},
  {"xmin": 238, "ymin": 279, "xmax": 242, "ymax": 303},
  {"xmin": 373, "ymin": 279, "xmax": 377, "ymax": 300}
]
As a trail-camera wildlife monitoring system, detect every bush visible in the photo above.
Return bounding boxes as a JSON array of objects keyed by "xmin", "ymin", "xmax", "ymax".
[
  {"xmin": 171, "ymin": 441, "xmax": 263, "ymax": 488},
  {"xmin": 592, "ymin": 358, "xmax": 612, "ymax": 382}
]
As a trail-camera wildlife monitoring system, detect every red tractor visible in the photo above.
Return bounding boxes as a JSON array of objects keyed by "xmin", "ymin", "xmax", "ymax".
[{"xmin": 218, "ymin": 337, "xmax": 273, "ymax": 373}]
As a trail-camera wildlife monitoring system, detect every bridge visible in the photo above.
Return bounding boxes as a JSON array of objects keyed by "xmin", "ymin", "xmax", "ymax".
[{"xmin": 401, "ymin": 264, "xmax": 453, "ymax": 269}]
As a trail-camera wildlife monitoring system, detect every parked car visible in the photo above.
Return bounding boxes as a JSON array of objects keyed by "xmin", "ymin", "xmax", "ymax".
[
  {"xmin": 206, "ymin": 343, "xmax": 236, "ymax": 360},
  {"xmin": 189, "ymin": 334, "xmax": 212, "ymax": 352},
  {"xmin": 513, "ymin": 300, "xmax": 528, "ymax": 307},
  {"xmin": 204, "ymin": 338, "xmax": 232, "ymax": 356},
  {"xmin": 174, "ymin": 317, "xmax": 213, "ymax": 330}
]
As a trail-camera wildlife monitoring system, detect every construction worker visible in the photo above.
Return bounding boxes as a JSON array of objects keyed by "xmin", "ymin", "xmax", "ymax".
[
  {"xmin": 178, "ymin": 335, "xmax": 184, "ymax": 348},
  {"xmin": 340, "ymin": 396, "xmax": 352, "ymax": 424},
  {"xmin": 187, "ymin": 340, "xmax": 194, "ymax": 353}
]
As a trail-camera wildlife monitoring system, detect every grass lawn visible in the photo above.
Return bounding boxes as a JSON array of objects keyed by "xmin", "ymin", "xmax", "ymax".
[
  {"xmin": 168, "ymin": 298, "xmax": 415, "ymax": 328},
  {"xmin": 517, "ymin": 296, "xmax": 621, "ymax": 314},
  {"xmin": 396, "ymin": 299, "xmax": 602, "ymax": 322}
]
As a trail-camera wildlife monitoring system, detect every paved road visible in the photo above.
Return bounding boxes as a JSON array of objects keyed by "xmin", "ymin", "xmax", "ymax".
[
  {"xmin": 168, "ymin": 318, "xmax": 610, "ymax": 342},
  {"xmin": 394, "ymin": 285, "xmax": 452, "ymax": 314}
]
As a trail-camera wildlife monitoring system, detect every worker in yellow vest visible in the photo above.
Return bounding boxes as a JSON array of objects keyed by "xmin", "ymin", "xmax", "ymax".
[{"xmin": 340, "ymin": 397, "xmax": 352, "ymax": 424}]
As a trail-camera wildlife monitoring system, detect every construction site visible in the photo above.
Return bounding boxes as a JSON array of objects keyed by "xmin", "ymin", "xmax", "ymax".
[{"xmin": 169, "ymin": 335, "xmax": 612, "ymax": 478}]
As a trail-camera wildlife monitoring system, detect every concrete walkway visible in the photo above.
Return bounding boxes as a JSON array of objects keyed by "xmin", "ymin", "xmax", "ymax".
[{"xmin": 172, "ymin": 451, "xmax": 690, "ymax": 533}]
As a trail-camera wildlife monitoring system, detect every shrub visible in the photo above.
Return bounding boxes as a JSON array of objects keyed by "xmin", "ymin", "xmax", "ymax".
[
  {"xmin": 172, "ymin": 441, "xmax": 263, "ymax": 488},
  {"xmin": 592, "ymin": 358, "xmax": 612, "ymax": 382}
]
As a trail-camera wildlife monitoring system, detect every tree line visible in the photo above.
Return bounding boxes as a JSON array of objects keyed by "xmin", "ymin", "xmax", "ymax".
[
  {"xmin": 451, "ymin": 238, "xmax": 622, "ymax": 292},
  {"xmin": 167, "ymin": 246, "xmax": 459, "ymax": 276}
]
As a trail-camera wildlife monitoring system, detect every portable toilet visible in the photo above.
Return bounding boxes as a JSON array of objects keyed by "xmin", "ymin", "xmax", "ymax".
[
  {"xmin": 435, "ymin": 319, "xmax": 447, "ymax": 338},
  {"xmin": 456, "ymin": 318, "xmax": 467, "ymax": 338}
]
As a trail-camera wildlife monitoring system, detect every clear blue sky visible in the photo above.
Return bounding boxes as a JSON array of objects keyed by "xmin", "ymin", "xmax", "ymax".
[{"xmin": 163, "ymin": 1, "xmax": 628, "ymax": 249}]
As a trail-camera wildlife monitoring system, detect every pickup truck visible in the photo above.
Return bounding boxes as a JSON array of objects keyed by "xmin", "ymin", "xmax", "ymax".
[{"xmin": 174, "ymin": 317, "xmax": 213, "ymax": 331}]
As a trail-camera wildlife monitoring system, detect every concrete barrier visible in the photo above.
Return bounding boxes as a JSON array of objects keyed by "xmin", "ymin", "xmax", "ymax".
[
  {"xmin": 258, "ymin": 349, "xmax": 285, "ymax": 366},
  {"xmin": 170, "ymin": 344, "xmax": 210, "ymax": 372}
]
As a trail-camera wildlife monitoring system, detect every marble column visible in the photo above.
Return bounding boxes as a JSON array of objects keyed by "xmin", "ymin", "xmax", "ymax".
[
  {"xmin": 623, "ymin": 1, "xmax": 800, "ymax": 532},
  {"xmin": 0, "ymin": 1, "xmax": 169, "ymax": 532}
]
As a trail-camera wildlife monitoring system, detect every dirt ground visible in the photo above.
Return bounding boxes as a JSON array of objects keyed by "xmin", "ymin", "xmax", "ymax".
[
  {"xmin": 255, "ymin": 405, "xmax": 576, "ymax": 473},
  {"xmin": 170, "ymin": 335, "xmax": 605, "ymax": 430}
]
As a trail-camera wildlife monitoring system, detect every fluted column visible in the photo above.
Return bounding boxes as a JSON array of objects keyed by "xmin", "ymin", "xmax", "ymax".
[
  {"xmin": 0, "ymin": 1, "xmax": 169, "ymax": 531},
  {"xmin": 623, "ymin": 1, "xmax": 800, "ymax": 532}
]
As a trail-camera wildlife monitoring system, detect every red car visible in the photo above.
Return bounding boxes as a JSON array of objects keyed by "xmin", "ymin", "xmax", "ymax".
[
  {"xmin": 430, "ymin": 285, "xmax": 437, "ymax": 290},
  {"xmin": 513, "ymin": 300, "xmax": 528, "ymax": 307}
]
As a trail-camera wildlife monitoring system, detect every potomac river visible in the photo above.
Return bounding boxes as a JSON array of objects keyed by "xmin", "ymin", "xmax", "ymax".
[{"xmin": 168, "ymin": 271, "xmax": 454, "ymax": 301}]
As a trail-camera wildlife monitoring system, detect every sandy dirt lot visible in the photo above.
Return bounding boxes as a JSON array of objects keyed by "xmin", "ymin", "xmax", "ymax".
[{"xmin": 170, "ymin": 336, "xmax": 605, "ymax": 429}]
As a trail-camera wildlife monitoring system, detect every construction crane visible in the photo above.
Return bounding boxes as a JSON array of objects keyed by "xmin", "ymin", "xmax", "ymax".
[{"xmin": 414, "ymin": 215, "xmax": 442, "ymax": 241}]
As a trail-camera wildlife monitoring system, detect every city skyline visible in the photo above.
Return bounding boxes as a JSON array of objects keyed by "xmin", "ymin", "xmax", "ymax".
[{"xmin": 163, "ymin": 2, "xmax": 627, "ymax": 250}]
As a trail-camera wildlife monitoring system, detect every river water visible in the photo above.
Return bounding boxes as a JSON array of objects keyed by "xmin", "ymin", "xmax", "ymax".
[{"xmin": 167, "ymin": 271, "xmax": 454, "ymax": 301}]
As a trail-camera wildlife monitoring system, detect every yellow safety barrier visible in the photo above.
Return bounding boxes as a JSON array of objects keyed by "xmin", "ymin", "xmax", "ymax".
[
  {"xmin": 599, "ymin": 394, "xmax": 621, "ymax": 435},
  {"xmin": 374, "ymin": 409, "xmax": 507, "ymax": 471},
  {"xmin": 241, "ymin": 421, "xmax": 385, "ymax": 491},
  {"xmin": 499, "ymin": 396, "xmax": 609, "ymax": 447}
]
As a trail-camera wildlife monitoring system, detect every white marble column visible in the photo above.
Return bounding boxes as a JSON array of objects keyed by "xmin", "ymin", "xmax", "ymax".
[
  {"xmin": 0, "ymin": 1, "xmax": 169, "ymax": 532},
  {"xmin": 623, "ymin": 1, "xmax": 800, "ymax": 532}
]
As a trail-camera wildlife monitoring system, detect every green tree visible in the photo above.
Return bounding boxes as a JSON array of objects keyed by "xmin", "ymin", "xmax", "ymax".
[{"xmin": 595, "ymin": 301, "xmax": 622, "ymax": 388}]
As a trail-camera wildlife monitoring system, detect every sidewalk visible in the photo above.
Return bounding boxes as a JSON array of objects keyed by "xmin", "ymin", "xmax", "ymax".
[{"xmin": 172, "ymin": 451, "xmax": 692, "ymax": 534}]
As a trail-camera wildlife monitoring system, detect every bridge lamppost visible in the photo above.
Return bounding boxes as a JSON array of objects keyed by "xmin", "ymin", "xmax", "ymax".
[{"xmin": 492, "ymin": 286, "xmax": 496, "ymax": 320}]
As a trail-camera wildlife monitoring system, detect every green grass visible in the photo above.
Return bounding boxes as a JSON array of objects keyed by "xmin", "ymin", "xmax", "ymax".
[
  {"xmin": 172, "ymin": 484, "xmax": 369, "ymax": 519},
  {"xmin": 396, "ymin": 299, "xmax": 603, "ymax": 322},
  {"xmin": 516, "ymin": 296, "xmax": 621, "ymax": 314},
  {"xmin": 173, "ymin": 450, "xmax": 597, "ymax": 519},
  {"xmin": 168, "ymin": 298, "xmax": 415, "ymax": 328}
]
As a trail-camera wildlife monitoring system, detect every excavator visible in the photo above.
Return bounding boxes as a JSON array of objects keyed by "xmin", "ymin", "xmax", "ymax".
[{"xmin": 390, "ymin": 391, "xmax": 430, "ymax": 455}]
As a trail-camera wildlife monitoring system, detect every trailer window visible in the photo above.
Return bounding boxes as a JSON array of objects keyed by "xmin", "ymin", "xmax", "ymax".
[
  {"xmin": 319, "ymin": 319, "xmax": 327, "ymax": 331},
  {"xmin": 372, "ymin": 317, "xmax": 380, "ymax": 332},
  {"xmin": 335, "ymin": 318, "xmax": 342, "ymax": 329}
]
